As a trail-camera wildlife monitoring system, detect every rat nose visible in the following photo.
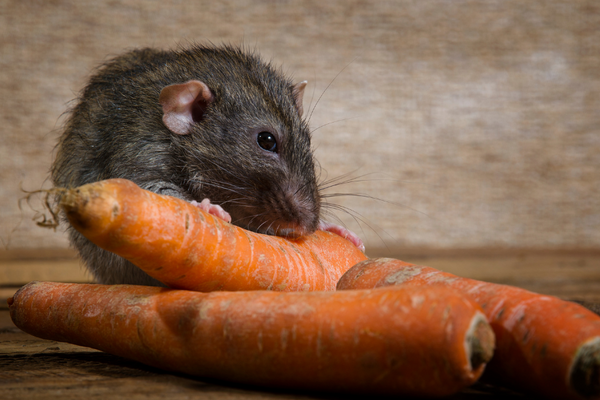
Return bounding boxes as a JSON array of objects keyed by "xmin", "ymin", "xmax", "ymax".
[{"xmin": 273, "ymin": 223, "xmax": 313, "ymax": 238}]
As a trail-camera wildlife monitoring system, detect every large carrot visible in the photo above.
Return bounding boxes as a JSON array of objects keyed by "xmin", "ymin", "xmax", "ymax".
[
  {"xmin": 58, "ymin": 179, "xmax": 366, "ymax": 291},
  {"xmin": 9, "ymin": 281, "xmax": 494, "ymax": 397},
  {"xmin": 337, "ymin": 258, "xmax": 600, "ymax": 400}
]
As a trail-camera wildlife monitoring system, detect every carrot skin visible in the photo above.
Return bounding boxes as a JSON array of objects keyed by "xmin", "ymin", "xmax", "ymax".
[
  {"xmin": 9, "ymin": 281, "xmax": 493, "ymax": 397},
  {"xmin": 60, "ymin": 179, "xmax": 367, "ymax": 291},
  {"xmin": 337, "ymin": 258, "xmax": 600, "ymax": 400}
]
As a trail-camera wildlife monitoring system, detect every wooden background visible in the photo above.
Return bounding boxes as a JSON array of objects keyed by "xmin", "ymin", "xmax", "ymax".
[
  {"xmin": 1, "ymin": 2, "xmax": 600, "ymax": 398},
  {"xmin": 1, "ymin": 0, "xmax": 599, "ymax": 257}
]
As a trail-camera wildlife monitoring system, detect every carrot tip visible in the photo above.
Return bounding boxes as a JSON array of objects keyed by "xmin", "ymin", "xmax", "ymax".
[
  {"xmin": 570, "ymin": 337, "xmax": 600, "ymax": 398},
  {"xmin": 466, "ymin": 312, "xmax": 495, "ymax": 371}
]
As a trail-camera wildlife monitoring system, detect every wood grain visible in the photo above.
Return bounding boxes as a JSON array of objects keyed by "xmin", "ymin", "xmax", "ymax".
[
  {"xmin": 1, "ymin": 250, "xmax": 598, "ymax": 399},
  {"xmin": 1, "ymin": 0, "xmax": 599, "ymax": 250}
]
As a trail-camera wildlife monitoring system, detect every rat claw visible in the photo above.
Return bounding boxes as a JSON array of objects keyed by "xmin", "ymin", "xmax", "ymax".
[
  {"xmin": 317, "ymin": 221, "xmax": 365, "ymax": 252},
  {"xmin": 190, "ymin": 198, "xmax": 232, "ymax": 223}
]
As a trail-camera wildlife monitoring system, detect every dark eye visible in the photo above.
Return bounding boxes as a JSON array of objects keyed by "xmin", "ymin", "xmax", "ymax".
[{"xmin": 257, "ymin": 131, "xmax": 277, "ymax": 152}]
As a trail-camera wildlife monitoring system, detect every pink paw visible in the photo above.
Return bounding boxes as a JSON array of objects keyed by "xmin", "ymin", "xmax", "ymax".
[
  {"xmin": 190, "ymin": 198, "xmax": 232, "ymax": 223},
  {"xmin": 318, "ymin": 221, "xmax": 365, "ymax": 252}
]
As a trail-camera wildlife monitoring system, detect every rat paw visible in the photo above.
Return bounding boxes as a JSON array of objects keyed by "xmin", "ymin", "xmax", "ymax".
[
  {"xmin": 318, "ymin": 221, "xmax": 365, "ymax": 252},
  {"xmin": 190, "ymin": 199, "xmax": 232, "ymax": 223}
]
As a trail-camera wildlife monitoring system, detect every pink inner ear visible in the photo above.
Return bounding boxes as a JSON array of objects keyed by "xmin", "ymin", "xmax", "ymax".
[{"xmin": 159, "ymin": 80, "xmax": 214, "ymax": 135}]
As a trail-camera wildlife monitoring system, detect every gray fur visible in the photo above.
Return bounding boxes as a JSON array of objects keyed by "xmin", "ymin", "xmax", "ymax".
[{"xmin": 51, "ymin": 44, "xmax": 320, "ymax": 285}]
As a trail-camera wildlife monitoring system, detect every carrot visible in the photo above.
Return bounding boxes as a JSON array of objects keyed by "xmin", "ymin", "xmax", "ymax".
[
  {"xmin": 9, "ymin": 281, "xmax": 494, "ymax": 397},
  {"xmin": 337, "ymin": 258, "xmax": 600, "ymax": 400},
  {"xmin": 58, "ymin": 178, "xmax": 367, "ymax": 291}
]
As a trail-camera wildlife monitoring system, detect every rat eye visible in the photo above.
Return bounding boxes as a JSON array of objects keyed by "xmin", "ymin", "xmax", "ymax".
[{"xmin": 257, "ymin": 131, "xmax": 277, "ymax": 152}]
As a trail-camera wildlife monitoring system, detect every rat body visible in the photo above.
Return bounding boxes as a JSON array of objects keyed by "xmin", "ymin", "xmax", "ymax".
[{"xmin": 52, "ymin": 44, "xmax": 362, "ymax": 286}]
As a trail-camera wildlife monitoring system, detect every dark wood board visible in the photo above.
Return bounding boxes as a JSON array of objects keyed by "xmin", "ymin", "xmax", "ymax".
[{"xmin": 1, "ymin": 250, "xmax": 599, "ymax": 399}]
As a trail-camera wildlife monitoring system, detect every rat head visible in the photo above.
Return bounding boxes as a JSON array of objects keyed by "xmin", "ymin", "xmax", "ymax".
[{"xmin": 158, "ymin": 48, "xmax": 320, "ymax": 238}]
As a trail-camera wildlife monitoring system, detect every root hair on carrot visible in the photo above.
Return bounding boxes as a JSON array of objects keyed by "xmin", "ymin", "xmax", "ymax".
[{"xmin": 19, "ymin": 186, "xmax": 70, "ymax": 231}]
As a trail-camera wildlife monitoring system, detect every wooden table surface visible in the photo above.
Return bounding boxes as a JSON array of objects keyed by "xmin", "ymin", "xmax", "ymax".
[{"xmin": 1, "ymin": 249, "xmax": 599, "ymax": 400}]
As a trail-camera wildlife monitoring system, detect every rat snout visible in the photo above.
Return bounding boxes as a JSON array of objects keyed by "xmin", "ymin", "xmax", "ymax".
[
  {"xmin": 272, "ymin": 223, "xmax": 313, "ymax": 239},
  {"xmin": 221, "ymin": 176, "xmax": 320, "ymax": 239},
  {"xmin": 265, "ymin": 182, "xmax": 320, "ymax": 238}
]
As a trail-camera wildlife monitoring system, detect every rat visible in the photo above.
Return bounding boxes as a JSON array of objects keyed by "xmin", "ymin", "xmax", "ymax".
[{"xmin": 51, "ymin": 44, "xmax": 364, "ymax": 286}]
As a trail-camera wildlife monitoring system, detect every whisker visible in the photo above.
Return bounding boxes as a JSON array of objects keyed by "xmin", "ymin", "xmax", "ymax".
[
  {"xmin": 321, "ymin": 202, "xmax": 394, "ymax": 249},
  {"xmin": 321, "ymin": 205, "xmax": 372, "ymax": 244},
  {"xmin": 323, "ymin": 192, "xmax": 429, "ymax": 218},
  {"xmin": 190, "ymin": 155, "xmax": 245, "ymax": 181},
  {"xmin": 322, "ymin": 175, "xmax": 437, "ymax": 191},
  {"xmin": 310, "ymin": 117, "xmax": 356, "ymax": 135},
  {"xmin": 255, "ymin": 218, "xmax": 273, "ymax": 234},
  {"xmin": 319, "ymin": 208, "xmax": 346, "ymax": 227},
  {"xmin": 307, "ymin": 57, "xmax": 359, "ymax": 125},
  {"xmin": 305, "ymin": 68, "xmax": 318, "ymax": 126},
  {"xmin": 217, "ymin": 198, "xmax": 254, "ymax": 208},
  {"xmin": 319, "ymin": 174, "xmax": 380, "ymax": 189},
  {"xmin": 317, "ymin": 168, "xmax": 370, "ymax": 189},
  {"xmin": 313, "ymin": 157, "xmax": 326, "ymax": 187},
  {"xmin": 188, "ymin": 179, "xmax": 251, "ymax": 199},
  {"xmin": 294, "ymin": 180, "xmax": 312, "ymax": 197},
  {"xmin": 320, "ymin": 206, "xmax": 367, "ymax": 239},
  {"xmin": 236, "ymin": 210, "xmax": 271, "ymax": 229}
]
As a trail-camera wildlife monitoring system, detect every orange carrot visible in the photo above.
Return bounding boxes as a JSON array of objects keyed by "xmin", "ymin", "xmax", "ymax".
[
  {"xmin": 9, "ymin": 281, "xmax": 494, "ymax": 397},
  {"xmin": 59, "ymin": 179, "xmax": 366, "ymax": 291},
  {"xmin": 337, "ymin": 258, "xmax": 600, "ymax": 400}
]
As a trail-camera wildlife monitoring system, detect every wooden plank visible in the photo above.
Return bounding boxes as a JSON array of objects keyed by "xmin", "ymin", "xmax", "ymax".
[
  {"xmin": 0, "ymin": 259, "xmax": 92, "ymax": 285},
  {"xmin": 2, "ymin": 249, "xmax": 598, "ymax": 399},
  {"xmin": 0, "ymin": 327, "xmax": 300, "ymax": 400},
  {"xmin": 369, "ymin": 249, "xmax": 600, "ymax": 300},
  {"xmin": 3, "ymin": 248, "xmax": 600, "ymax": 289},
  {"xmin": 0, "ymin": 249, "xmax": 92, "ymax": 285},
  {"xmin": 2, "ymin": 249, "xmax": 600, "ymax": 303}
]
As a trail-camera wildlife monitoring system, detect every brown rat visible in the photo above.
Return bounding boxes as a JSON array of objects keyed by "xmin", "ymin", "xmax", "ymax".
[{"xmin": 51, "ymin": 44, "xmax": 363, "ymax": 286}]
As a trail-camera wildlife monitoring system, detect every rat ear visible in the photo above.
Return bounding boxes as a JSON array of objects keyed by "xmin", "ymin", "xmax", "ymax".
[
  {"xmin": 292, "ymin": 80, "xmax": 307, "ymax": 117},
  {"xmin": 159, "ymin": 80, "xmax": 214, "ymax": 135}
]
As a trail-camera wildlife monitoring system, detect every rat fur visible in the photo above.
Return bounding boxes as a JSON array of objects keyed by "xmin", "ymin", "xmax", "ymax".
[{"xmin": 51, "ymin": 44, "xmax": 326, "ymax": 286}]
